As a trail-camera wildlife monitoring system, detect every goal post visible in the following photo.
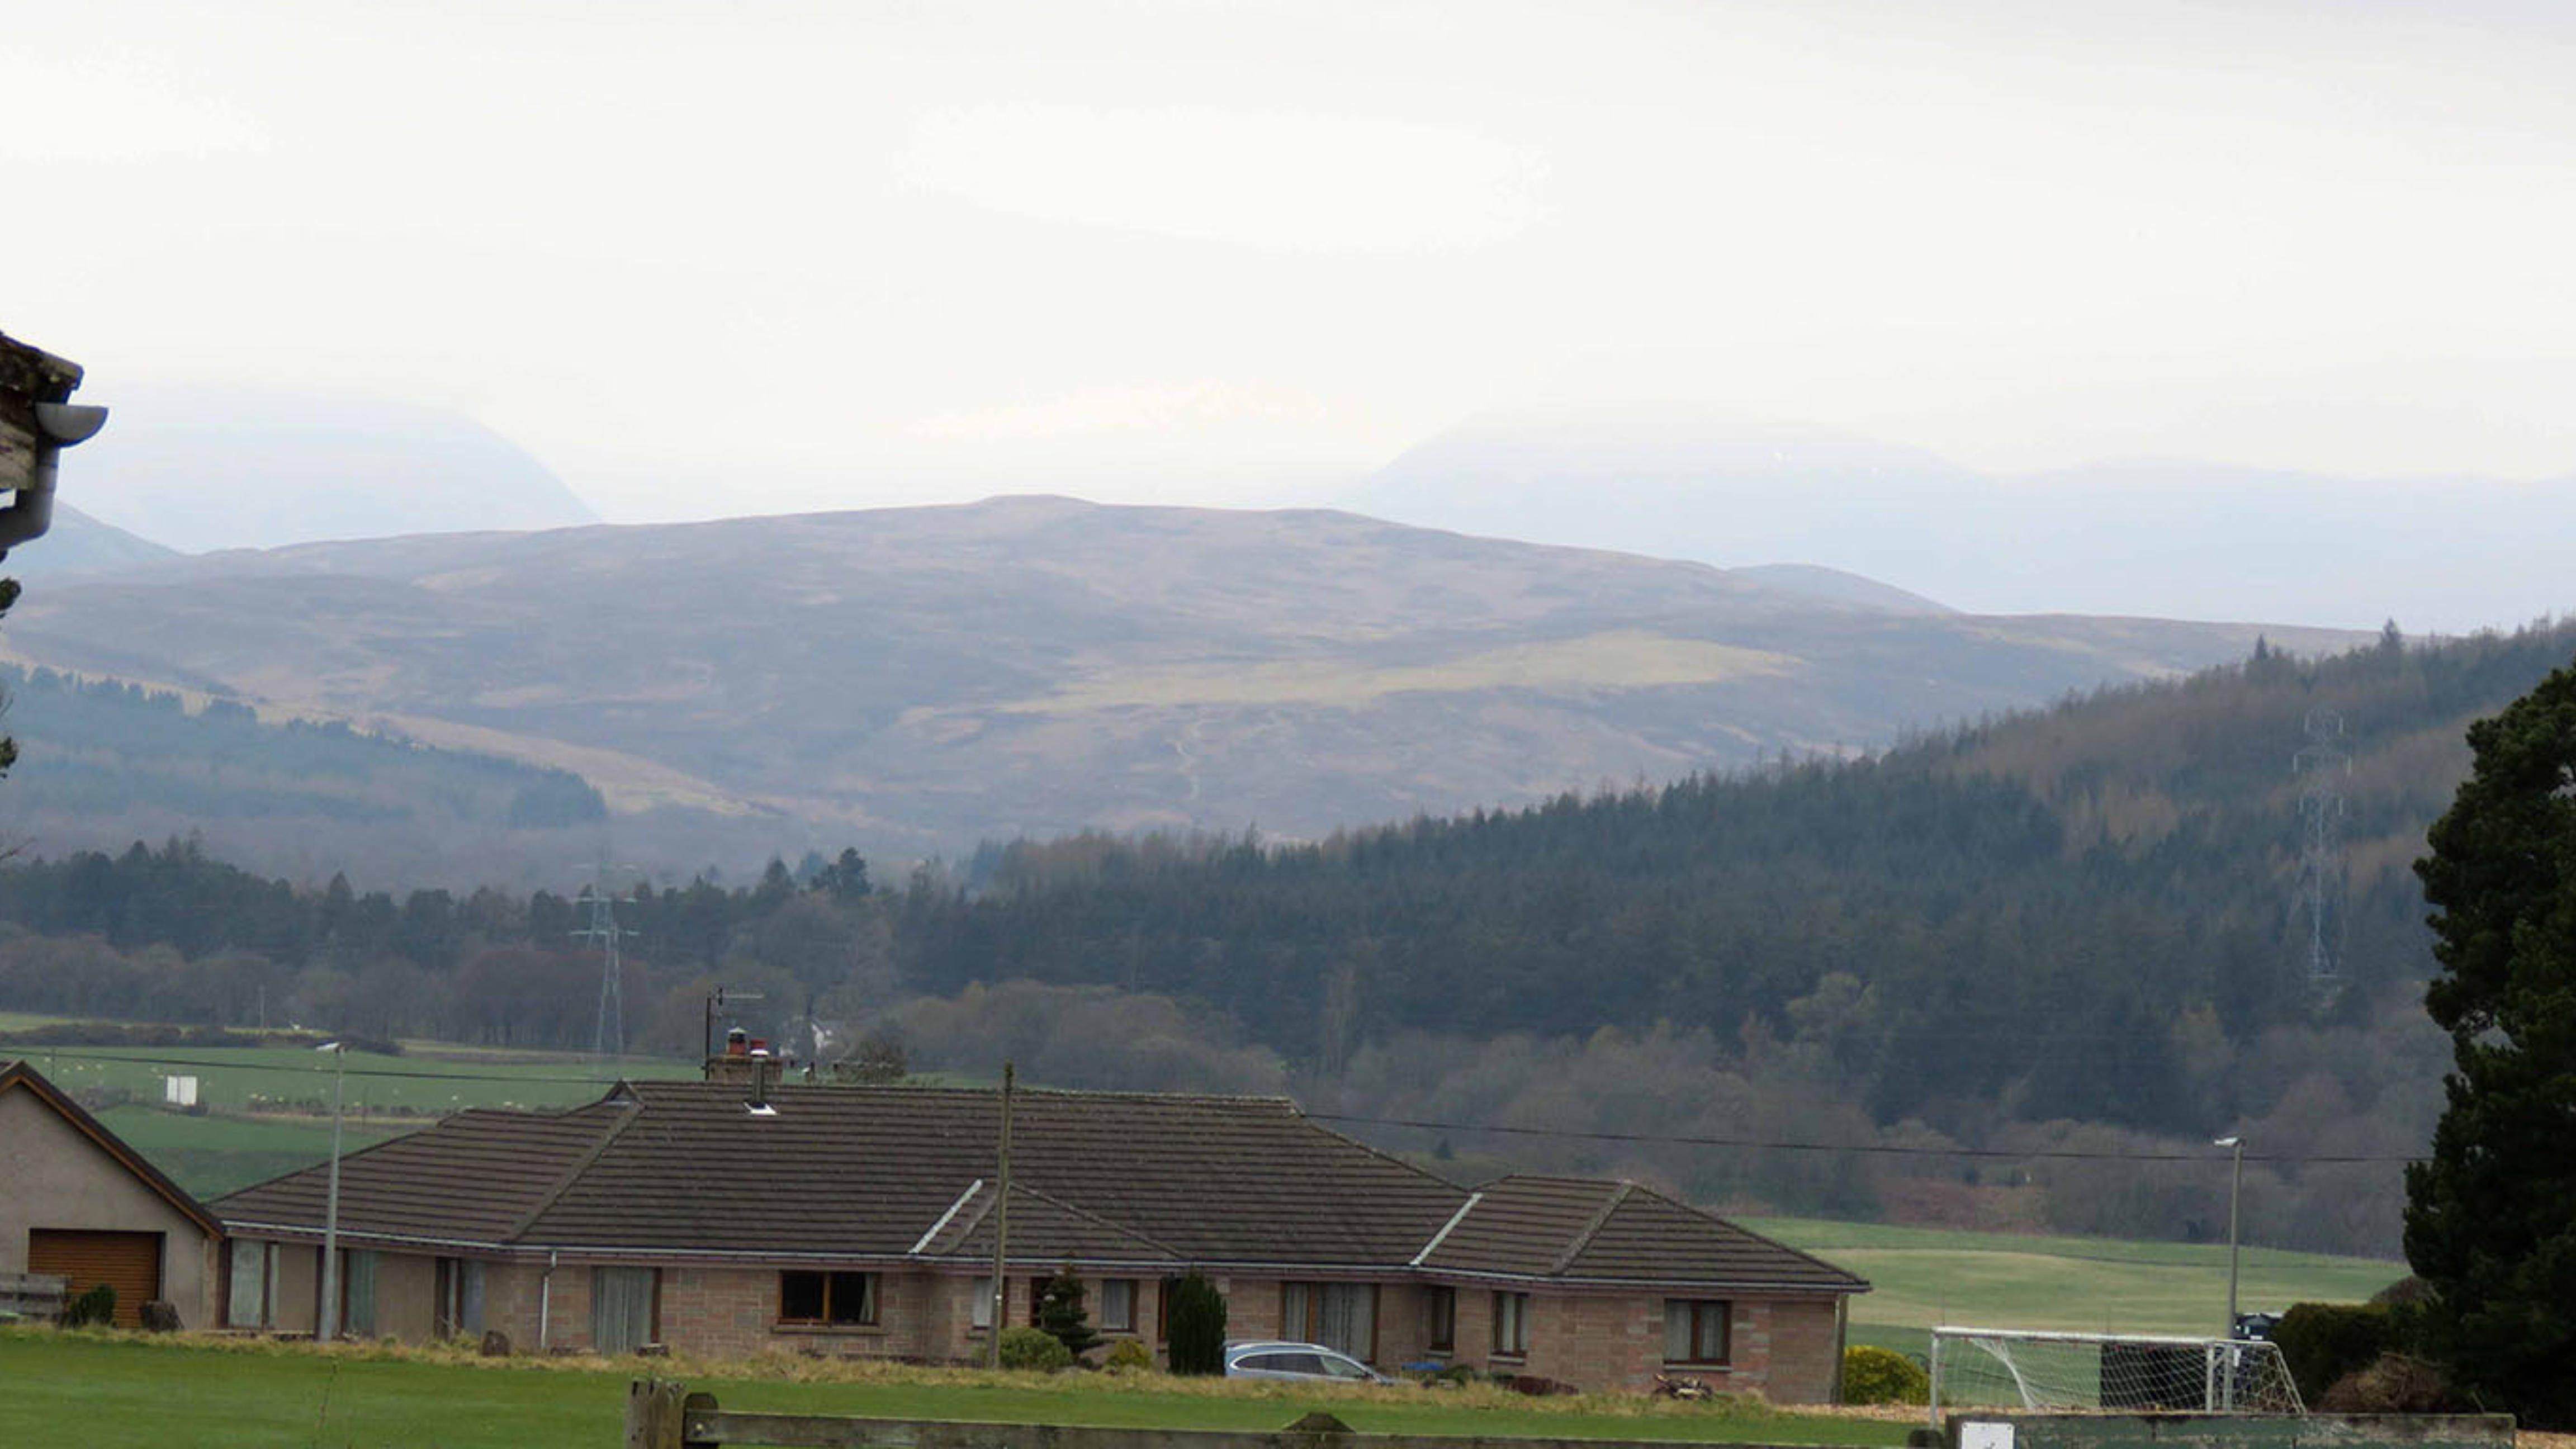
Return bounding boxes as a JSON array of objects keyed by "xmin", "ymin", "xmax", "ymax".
[{"xmin": 1926, "ymin": 1326, "xmax": 2305, "ymax": 1426}]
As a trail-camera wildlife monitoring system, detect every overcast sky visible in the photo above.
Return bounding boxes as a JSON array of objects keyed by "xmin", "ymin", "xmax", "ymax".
[{"xmin": 12, "ymin": 0, "xmax": 2576, "ymax": 523}]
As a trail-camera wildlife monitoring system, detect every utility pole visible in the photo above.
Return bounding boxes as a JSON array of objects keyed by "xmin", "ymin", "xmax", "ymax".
[
  {"xmin": 2215, "ymin": 1134, "xmax": 2244, "ymax": 1339},
  {"xmin": 318, "ymin": 1041, "xmax": 348, "ymax": 1342},
  {"xmin": 985, "ymin": 1060, "xmax": 1015, "ymax": 1369}
]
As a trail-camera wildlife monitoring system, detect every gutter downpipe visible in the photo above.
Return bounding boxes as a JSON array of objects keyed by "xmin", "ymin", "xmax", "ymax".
[{"xmin": 540, "ymin": 1250, "xmax": 557, "ymax": 1351}]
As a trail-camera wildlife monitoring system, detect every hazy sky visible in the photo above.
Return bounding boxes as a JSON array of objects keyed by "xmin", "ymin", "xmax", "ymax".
[{"xmin": 12, "ymin": 0, "xmax": 2576, "ymax": 523}]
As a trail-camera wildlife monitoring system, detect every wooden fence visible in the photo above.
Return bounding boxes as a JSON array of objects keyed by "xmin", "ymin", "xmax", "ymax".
[{"xmin": 0, "ymin": 1272, "xmax": 67, "ymax": 1320}]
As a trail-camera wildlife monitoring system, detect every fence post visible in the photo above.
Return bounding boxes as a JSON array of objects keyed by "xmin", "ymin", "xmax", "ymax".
[{"xmin": 627, "ymin": 1377, "xmax": 686, "ymax": 1449}]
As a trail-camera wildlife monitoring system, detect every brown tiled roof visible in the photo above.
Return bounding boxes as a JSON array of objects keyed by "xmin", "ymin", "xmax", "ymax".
[
  {"xmin": 1420, "ymin": 1175, "xmax": 1866, "ymax": 1294},
  {"xmin": 210, "ymin": 1084, "xmax": 1864, "ymax": 1299},
  {"xmin": 215, "ymin": 1100, "xmax": 632, "ymax": 1245}
]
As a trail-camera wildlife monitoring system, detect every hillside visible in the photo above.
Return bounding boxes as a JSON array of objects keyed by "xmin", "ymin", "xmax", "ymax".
[
  {"xmin": 866, "ymin": 621, "xmax": 2576, "ymax": 1256},
  {"xmin": 0, "ymin": 495, "xmax": 2356, "ymax": 875},
  {"xmin": 1344, "ymin": 404, "xmax": 2576, "ymax": 631},
  {"xmin": 1, "ymin": 624, "xmax": 2555, "ymax": 1257}
]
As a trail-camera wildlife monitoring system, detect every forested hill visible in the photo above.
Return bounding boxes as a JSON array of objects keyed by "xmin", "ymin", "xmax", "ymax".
[
  {"xmin": 911, "ymin": 620, "xmax": 2543, "ymax": 1086},
  {"xmin": 868, "ymin": 621, "xmax": 2576, "ymax": 1252},
  {"xmin": 3, "ymin": 622, "xmax": 2566, "ymax": 1256}
]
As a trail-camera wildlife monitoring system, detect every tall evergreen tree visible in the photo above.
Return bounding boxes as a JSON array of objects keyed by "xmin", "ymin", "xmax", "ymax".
[
  {"xmin": 2404, "ymin": 651, "xmax": 2576, "ymax": 1427},
  {"xmin": 1035, "ymin": 1267, "xmax": 1103, "ymax": 1360}
]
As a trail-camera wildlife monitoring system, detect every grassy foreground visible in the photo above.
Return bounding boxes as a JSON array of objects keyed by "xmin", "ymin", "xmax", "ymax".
[{"xmin": 0, "ymin": 1329, "xmax": 1912, "ymax": 1449}]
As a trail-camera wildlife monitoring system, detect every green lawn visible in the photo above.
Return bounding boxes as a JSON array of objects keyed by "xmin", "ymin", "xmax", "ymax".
[
  {"xmin": 1739, "ymin": 1216, "xmax": 2405, "ymax": 1358},
  {"xmin": 0, "ymin": 1332, "xmax": 1911, "ymax": 1449}
]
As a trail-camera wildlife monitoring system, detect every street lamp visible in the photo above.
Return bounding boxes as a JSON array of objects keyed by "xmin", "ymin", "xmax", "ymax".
[
  {"xmin": 316, "ymin": 1041, "xmax": 348, "ymax": 1342},
  {"xmin": 2214, "ymin": 1135, "xmax": 2244, "ymax": 1339}
]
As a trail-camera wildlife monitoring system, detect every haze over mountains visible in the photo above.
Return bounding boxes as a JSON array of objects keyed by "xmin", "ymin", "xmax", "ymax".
[
  {"xmin": 1342, "ymin": 405, "xmax": 2576, "ymax": 633},
  {"xmin": 0, "ymin": 496, "xmax": 2359, "ymax": 877}
]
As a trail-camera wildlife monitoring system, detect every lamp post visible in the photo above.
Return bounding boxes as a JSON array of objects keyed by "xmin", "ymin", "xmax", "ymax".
[
  {"xmin": 2214, "ymin": 1135, "xmax": 2244, "ymax": 1339},
  {"xmin": 317, "ymin": 1041, "xmax": 347, "ymax": 1342}
]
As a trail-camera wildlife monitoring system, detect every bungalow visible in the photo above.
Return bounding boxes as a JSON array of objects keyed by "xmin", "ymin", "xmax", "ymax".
[
  {"xmin": 214, "ymin": 1079, "xmax": 1866, "ymax": 1400},
  {"xmin": 1, "ymin": 1059, "xmax": 224, "ymax": 1328}
]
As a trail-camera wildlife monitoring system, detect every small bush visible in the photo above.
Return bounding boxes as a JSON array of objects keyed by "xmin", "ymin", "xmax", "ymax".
[
  {"xmin": 2271, "ymin": 1302, "xmax": 2394, "ymax": 1405},
  {"xmin": 1103, "ymin": 1339, "xmax": 1153, "ymax": 1374},
  {"xmin": 1165, "ymin": 1272, "xmax": 1227, "ymax": 1376},
  {"xmin": 1036, "ymin": 1268, "xmax": 1103, "ymax": 1360},
  {"xmin": 996, "ymin": 1325, "xmax": 1073, "ymax": 1372},
  {"xmin": 2317, "ymin": 1352, "xmax": 2456, "ymax": 1413},
  {"xmin": 1842, "ymin": 1344, "xmax": 1929, "ymax": 1405},
  {"xmin": 60, "ymin": 1283, "xmax": 116, "ymax": 1328}
]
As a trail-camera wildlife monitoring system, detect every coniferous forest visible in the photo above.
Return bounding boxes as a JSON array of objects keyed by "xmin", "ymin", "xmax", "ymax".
[{"xmin": 3, "ymin": 619, "xmax": 2572, "ymax": 1257}]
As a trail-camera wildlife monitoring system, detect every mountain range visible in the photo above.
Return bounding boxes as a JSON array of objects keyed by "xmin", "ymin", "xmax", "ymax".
[
  {"xmin": 1342, "ymin": 404, "xmax": 2576, "ymax": 632},
  {"xmin": 0, "ymin": 495, "xmax": 2357, "ymax": 877}
]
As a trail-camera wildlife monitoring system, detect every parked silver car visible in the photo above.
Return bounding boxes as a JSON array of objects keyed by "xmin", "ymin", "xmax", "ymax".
[{"xmin": 1223, "ymin": 1340, "xmax": 1394, "ymax": 1384}]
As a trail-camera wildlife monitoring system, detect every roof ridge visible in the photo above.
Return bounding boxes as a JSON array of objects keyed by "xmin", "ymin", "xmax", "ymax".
[
  {"xmin": 1549, "ymin": 1180, "xmax": 1633, "ymax": 1275},
  {"xmin": 497, "ymin": 1092, "xmax": 645, "ymax": 1242}
]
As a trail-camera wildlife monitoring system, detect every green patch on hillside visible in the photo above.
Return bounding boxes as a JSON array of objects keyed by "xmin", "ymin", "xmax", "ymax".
[
  {"xmin": 32, "ymin": 1043, "xmax": 693, "ymax": 1117},
  {"xmin": 1742, "ymin": 1216, "xmax": 2404, "ymax": 1353},
  {"xmin": 0, "ymin": 1332, "xmax": 1909, "ymax": 1449},
  {"xmin": 93, "ymin": 1106, "xmax": 419, "ymax": 1199}
]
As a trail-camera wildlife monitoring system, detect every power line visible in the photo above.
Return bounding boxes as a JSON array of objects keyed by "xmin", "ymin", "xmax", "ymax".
[
  {"xmin": 1304, "ymin": 1111, "xmax": 2426, "ymax": 1166},
  {"xmin": 14, "ymin": 1048, "xmax": 2428, "ymax": 1166}
]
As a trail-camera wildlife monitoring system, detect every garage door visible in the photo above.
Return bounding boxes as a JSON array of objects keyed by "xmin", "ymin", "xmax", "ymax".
[{"xmin": 27, "ymin": 1229, "xmax": 162, "ymax": 1328}]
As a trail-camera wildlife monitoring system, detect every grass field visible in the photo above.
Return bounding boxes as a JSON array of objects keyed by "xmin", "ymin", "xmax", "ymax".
[
  {"xmin": 18, "ymin": 1042, "xmax": 693, "ymax": 1116},
  {"xmin": 1741, "ymin": 1216, "xmax": 2405, "ymax": 1359},
  {"xmin": 0, "ymin": 1331, "xmax": 1914, "ymax": 1449}
]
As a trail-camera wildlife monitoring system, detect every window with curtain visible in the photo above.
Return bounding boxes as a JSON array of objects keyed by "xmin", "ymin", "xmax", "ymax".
[
  {"xmin": 1423, "ymin": 1286, "xmax": 1455, "ymax": 1351},
  {"xmin": 1100, "ymin": 1278, "xmax": 1137, "ymax": 1333},
  {"xmin": 1281, "ymin": 1282, "xmax": 1377, "ymax": 1360},
  {"xmin": 971, "ymin": 1276, "xmax": 995, "ymax": 1329},
  {"xmin": 1662, "ymin": 1299, "xmax": 1730, "ymax": 1365},
  {"xmin": 341, "ymin": 1249, "xmax": 378, "ymax": 1338},
  {"xmin": 1491, "ymin": 1291, "xmax": 1530, "ymax": 1357},
  {"xmin": 591, "ymin": 1266, "xmax": 658, "ymax": 1354},
  {"xmin": 436, "ymin": 1258, "xmax": 486, "ymax": 1338},
  {"xmin": 225, "ymin": 1242, "xmax": 273, "ymax": 1328}
]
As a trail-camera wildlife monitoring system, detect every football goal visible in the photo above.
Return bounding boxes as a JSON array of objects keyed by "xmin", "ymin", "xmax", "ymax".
[{"xmin": 1926, "ymin": 1327, "xmax": 2306, "ymax": 1425}]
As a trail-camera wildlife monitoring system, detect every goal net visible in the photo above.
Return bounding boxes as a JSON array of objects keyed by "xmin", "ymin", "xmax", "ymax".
[{"xmin": 1928, "ymin": 1327, "xmax": 2305, "ymax": 1421}]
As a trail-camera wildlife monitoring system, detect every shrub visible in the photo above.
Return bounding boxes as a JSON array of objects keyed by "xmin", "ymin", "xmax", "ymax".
[
  {"xmin": 60, "ymin": 1282, "xmax": 116, "ymax": 1328},
  {"xmin": 997, "ymin": 1325, "xmax": 1073, "ymax": 1372},
  {"xmin": 1036, "ymin": 1267, "xmax": 1103, "ymax": 1360},
  {"xmin": 2271, "ymin": 1302, "xmax": 2394, "ymax": 1405},
  {"xmin": 1842, "ymin": 1344, "xmax": 1929, "ymax": 1405},
  {"xmin": 2317, "ymin": 1352, "xmax": 2457, "ymax": 1413},
  {"xmin": 1104, "ymin": 1339, "xmax": 1153, "ymax": 1374},
  {"xmin": 1165, "ymin": 1272, "xmax": 1227, "ymax": 1376}
]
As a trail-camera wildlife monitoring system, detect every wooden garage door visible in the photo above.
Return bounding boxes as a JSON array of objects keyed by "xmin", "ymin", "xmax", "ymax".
[{"xmin": 27, "ymin": 1229, "xmax": 161, "ymax": 1328}]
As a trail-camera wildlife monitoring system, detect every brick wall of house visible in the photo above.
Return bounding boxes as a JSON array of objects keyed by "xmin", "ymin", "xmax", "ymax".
[{"xmin": 1762, "ymin": 1297, "xmax": 1843, "ymax": 1404}]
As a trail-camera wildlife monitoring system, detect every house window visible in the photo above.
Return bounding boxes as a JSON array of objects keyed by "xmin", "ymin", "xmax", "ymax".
[
  {"xmin": 1100, "ymin": 1278, "xmax": 1137, "ymax": 1334},
  {"xmin": 593, "ymin": 1266, "xmax": 659, "ymax": 1354},
  {"xmin": 435, "ymin": 1258, "xmax": 486, "ymax": 1338},
  {"xmin": 224, "ymin": 1241, "xmax": 275, "ymax": 1328},
  {"xmin": 972, "ymin": 1276, "xmax": 995, "ymax": 1330},
  {"xmin": 1491, "ymin": 1291, "xmax": 1530, "ymax": 1357},
  {"xmin": 1663, "ymin": 1299, "xmax": 1730, "ymax": 1365},
  {"xmin": 1424, "ymin": 1286, "xmax": 1455, "ymax": 1352},
  {"xmin": 339, "ymin": 1249, "xmax": 379, "ymax": 1338},
  {"xmin": 779, "ymin": 1270, "xmax": 878, "ymax": 1327},
  {"xmin": 1282, "ymin": 1282, "xmax": 1377, "ymax": 1360}
]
